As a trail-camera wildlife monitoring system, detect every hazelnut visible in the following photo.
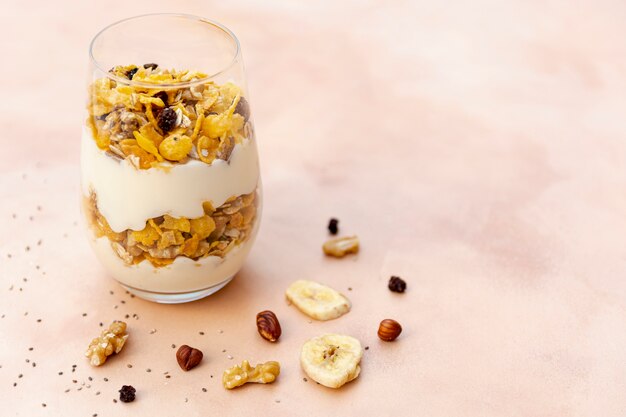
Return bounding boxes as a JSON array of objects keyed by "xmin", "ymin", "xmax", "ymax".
[
  {"xmin": 176, "ymin": 345, "xmax": 203, "ymax": 371},
  {"xmin": 377, "ymin": 319, "xmax": 402, "ymax": 341},
  {"xmin": 256, "ymin": 310, "xmax": 282, "ymax": 342}
]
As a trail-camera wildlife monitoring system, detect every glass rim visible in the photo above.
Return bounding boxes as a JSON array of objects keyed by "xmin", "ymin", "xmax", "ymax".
[{"xmin": 89, "ymin": 13, "xmax": 241, "ymax": 89}]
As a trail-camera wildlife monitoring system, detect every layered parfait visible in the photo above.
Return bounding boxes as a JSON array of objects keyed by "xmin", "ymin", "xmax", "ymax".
[{"xmin": 81, "ymin": 64, "xmax": 260, "ymax": 298}]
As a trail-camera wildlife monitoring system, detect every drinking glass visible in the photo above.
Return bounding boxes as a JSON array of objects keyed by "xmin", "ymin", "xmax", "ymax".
[{"xmin": 81, "ymin": 14, "xmax": 261, "ymax": 303}]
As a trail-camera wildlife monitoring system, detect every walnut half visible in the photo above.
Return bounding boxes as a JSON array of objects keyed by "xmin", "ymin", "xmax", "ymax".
[
  {"xmin": 222, "ymin": 360, "xmax": 280, "ymax": 389},
  {"xmin": 85, "ymin": 321, "xmax": 128, "ymax": 366}
]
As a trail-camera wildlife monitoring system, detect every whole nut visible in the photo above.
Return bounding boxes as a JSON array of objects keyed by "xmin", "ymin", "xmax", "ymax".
[
  {"xmin": 256, "ymin": 310, "xmax": 282, "ymax": 342},
  {"xmin": 176, "ymin": 345, "xmax": 203, "ymax": 371},
  {"xmin": 377, "ymin": 319, "xmax": 402, "ymax": 341}
]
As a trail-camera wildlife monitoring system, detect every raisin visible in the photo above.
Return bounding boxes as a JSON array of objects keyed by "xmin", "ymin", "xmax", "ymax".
[
  {"xmin": 153, "ymin": 91, "xmax": 168, "ymax": 106},
  {"xmin": 143, "ymin": 63, "xmax": 158, "ymax": 70},
  {"xmin": 388, "ymin": 276, "xmax": 407, "ymax": 293},
  {"xmin": 327, "ymin": 218, "xmax": 339, "ymax": 235},
  {"xmin": 118, "ymin": 385, "xmax": 136, "ymax": 403},
  {"xmin": 127, "ymin": 68, "xmax": 138, "ymax": 79},
  {"xmin": 157, "ymin": 107, "xmax": 177, "ymax": 133},
  {"xmin": 234, "ymin": 96, "xmax": 251, "ymax": 121}
]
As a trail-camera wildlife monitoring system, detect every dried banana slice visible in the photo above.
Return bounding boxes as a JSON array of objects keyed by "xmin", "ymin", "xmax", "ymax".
[
  {"xmin": 300, "ymin": 333, "xmax": 363, "ymax": 389},
  {"xmin": 285, "ymin": 280, "xmax": 351, "ymax": 321}
]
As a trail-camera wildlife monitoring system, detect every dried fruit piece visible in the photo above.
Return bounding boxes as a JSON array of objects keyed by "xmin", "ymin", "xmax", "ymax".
[
  {"xmin": 328, "ymin": 218, "xmax": 339, "ymax": 235},
  {"xmin": 85, "ymin": 321, "xmax": 128, "ymax": 366},
  {"xmin": 127, "ymin": 68, "xmax": 138, "ymax": 79},
  {"xmin": 157, "ymin": 107, "xmax": 177, "ymax": 133},
  {"xmin": 300, "ymin": 334, "xmax": 363, "ymax": 389},
  {"xmin": 159, "ymin": 134, "xmax": 192, "ymax": 161},
  {"xmin": 256, "ymin": 311, "xmax": 281, "ymax": 342},
  {"xmin": 378, "ymin": 319, "xmax": 402, "ymax": 341},
  {"xmin": 285, "ymin": 280, "xmax": 351, "ymax": 321},
  {"xmin": 388, "ymin": 276, "xmax": 407, "ymax": 293},
  {"xmin": 176, "ymin": 345, "xmax": 203, "ymax": 371},
  {"xmin": 222, "ymin": 360, "xmax": 280, "ymax": 389},
  {"xmin": 118, "ymin": 385, "xmax": 136, "ymax": 402},
  {"xmin": 143, "ymin": 63, "xmax": 158, "ymax": 70},
  {"xmin": 153, "ymin": 91, "xmax": 168, "ymax": 106},
  {"xmin": 323, "ymin": 236, "xmax": 359, "ymax": 258}
]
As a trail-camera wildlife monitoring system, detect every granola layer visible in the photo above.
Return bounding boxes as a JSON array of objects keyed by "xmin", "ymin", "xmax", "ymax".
[
  {"xmin": 87, "ymin": 64, "xmax": 253, "ymax": 169},
  {"xmin": 84, "ymin": 189, "xmax": 258, "ymax": 268}
]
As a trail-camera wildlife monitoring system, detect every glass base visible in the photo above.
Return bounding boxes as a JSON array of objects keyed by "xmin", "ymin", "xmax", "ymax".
[{"xmin": 118, "ymin": 275, "xmax": 234, "ymax": 304}]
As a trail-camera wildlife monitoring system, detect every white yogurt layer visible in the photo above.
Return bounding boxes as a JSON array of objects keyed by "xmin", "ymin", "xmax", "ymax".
[
  {"xmin": 90, "ymin": 235, "xmax": 257, "ymax": 293},
  {"xmin": 81, "ymin": 129, "xmax": 260, "ymax": 232}
]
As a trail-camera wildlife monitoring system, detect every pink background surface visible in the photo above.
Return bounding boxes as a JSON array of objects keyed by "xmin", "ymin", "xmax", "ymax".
[{"xmin": 2, "ymin": 1, "xmax": 626, "ymax": 416}]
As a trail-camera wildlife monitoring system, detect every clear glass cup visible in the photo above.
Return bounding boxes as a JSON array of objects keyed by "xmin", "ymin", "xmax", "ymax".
[{"xmin": 81, "ymin": 14, "xmax": 261, "ymax": 303}]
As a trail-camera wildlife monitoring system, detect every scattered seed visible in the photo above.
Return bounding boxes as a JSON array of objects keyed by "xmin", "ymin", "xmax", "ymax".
[
  {"xmin": 127, "ymin": 364, "xmax": 132, "ymax": 368},
  {"xmin": 202, "ymin": 388, "xmax": 207, "ymax": 392},
  {"xmin": 146, "ymin": 368, "xmax": 151, "ymax": 373},
  {"xmin": 303, "ymin": 377, "xmax": 308, "ymax": 382},
  {"xmin": 171, "ymin": 344, "xmax": 176, "ymax": 349},
  {"xmin": 104, "ymin": 378, "xmax": 108, "ymax": 382},
  {"xmin": 42, "ymin": 403, "xmax": 46, "ymax": 407},
  {"xmin": 82, "ymin": 313, "xmax": 87, "ymax": 317},
  {"xmin": 149, "ymin": 329, "xmax": 157, "ymax": 334},
  {"xmin": 365, "ymin": 346, "xmax": 369, "ymax": 350},
  {"xmin": 88, "ymin": 376, "xmax": 93, "ymax": 381},
  {"xmin": 199, "ymin": 331, "xmax": 204, "ymax": 335}
]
